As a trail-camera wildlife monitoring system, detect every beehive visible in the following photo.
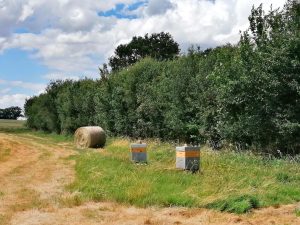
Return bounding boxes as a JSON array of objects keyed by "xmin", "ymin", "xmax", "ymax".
[
  {"xmin": 176, "ymin": 146, "xmax": 200, "ymax": 171},
  {"xmin": 130, "ymin": 143, "xmax": 147, "ymax": 163}
]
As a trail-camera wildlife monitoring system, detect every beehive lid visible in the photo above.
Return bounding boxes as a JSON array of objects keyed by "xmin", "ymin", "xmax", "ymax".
[
  {"xmin": 176, "ymin": 146, "xmax": 200, "ymax": 151},
  {"xmin": 131, "ymin": 143, "xmax": 147, "ymax": 148}
]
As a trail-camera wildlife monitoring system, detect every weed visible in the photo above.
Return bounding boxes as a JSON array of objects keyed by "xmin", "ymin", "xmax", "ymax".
[
  {"xmin": 296, "ymin": 208, "xmax": 300, "ymax": 217},
  {"xmin": 206, "ymin": 195, "xmax": 260, "ymax": 214},
  {"xmin": 58, "ymin": 193, "xmax": 83, "ymax": 208},
  {"xmin": 276, "ymin": 172, "xmax": 292, "ymax": 183}
]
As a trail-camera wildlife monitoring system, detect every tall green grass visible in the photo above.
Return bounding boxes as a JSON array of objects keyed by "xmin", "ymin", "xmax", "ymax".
[{"xmin": 70, "ymin": 139, "xmax": 300, "ymax": 213}]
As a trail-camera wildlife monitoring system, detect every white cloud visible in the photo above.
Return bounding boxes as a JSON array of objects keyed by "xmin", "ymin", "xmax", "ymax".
[
  {"xmin": 0, "ymin": 87, "xmax": 11, "ymax": 94},
  {"xmin": 0, "ymin": 80, "xmax": 46, "ymax": 92},
  {"xmin": 19, "ymin": 4, "xmax": 34, "ymax": 22},
  {"xmin": 145, "ymin": 0, "xmax": 173, "ymax": 16},
  {"xmin": 0, "ymin": 0, "xmax": 136, "ymax": 39},
  {"xmin": 0, "ymin": 80, "xmax": 46, "ymax": 108},
  {"xmin": 43, "ymin": 73, "xmax": 80, "ymax": 81},
  {"xmin": 0, "ymin": 0, "xmax": 287, "ymax": 76},
  {"xmin": 0, "ymin": 94, "xmax": 28, "ymax": 108}
]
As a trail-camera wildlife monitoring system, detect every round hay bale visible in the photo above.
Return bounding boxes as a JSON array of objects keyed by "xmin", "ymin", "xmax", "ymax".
[{"xmin": 74, "ymin": 126, "xmax": 106, "ymax": 149}]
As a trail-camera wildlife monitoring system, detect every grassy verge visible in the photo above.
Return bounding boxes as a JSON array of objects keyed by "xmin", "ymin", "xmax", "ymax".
[{"xmin": 69, "ymin": 138, "xmax": 300, "ymax": 214}]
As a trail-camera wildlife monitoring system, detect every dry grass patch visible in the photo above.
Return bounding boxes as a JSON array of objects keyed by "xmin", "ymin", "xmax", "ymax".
[
  {"xmin": 0, "ymin": 214, "xmax": 10, "ymax": 225},
  {"xmin": 81, "ymin": 208, "xmax": 104, "ymax": 221},
  {"xmin": 0, "ymin": 148, "xmax": 11, "ymax": 162},
  {"xmin": 58, "ymin": 192, "xmax": 83, "ymax": 208},
  {"xmin": 38, "ymin": 150, "xmax": 52, "ymax": 160},
  {"xmin": 10, "ymin": 188, "xmax": 49, "ymax": 212}
]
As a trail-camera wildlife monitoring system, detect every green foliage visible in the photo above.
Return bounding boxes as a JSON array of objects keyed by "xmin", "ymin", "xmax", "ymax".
[
  {"xmin": 109, "ymin": 32, "xmax": 180, "ymax": 71},
  {"xmin": 55, "ymin": 79, "xmax": 98, "ymax": 134},
  {"xmin": 24, "ymin": 80, "xmax": 66, "ymax": 132},
  {"xmin": 24, "ymin": 0, "xmax": 300, "ymax": 154},
  {"xmin": 276, "ymin": 172, "xmax": 292, "ymax": 183},
  {"xmin": 0, "ymin": 106, "xmax": 22, "ymax": 119},
  {"xmin": 208, "ymin": 0, "xmax": 300, "ymax": 153},
  {"xmin": 206, "ymin": 195, "xmax": 260, "ymax": 214}
]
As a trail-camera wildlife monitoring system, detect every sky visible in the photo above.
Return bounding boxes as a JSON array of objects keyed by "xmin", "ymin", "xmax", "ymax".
[{"xmin": 0, "ymin": 0, "xmax": 286, "ymax": 109}]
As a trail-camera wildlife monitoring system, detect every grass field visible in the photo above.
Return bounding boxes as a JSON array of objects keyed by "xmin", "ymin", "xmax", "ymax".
[
  {"xmin": 1, "ymin": 119, "xmax": 299, "ymax": 214},
  {"xmin": 70, "ymin": 139, "xmax": 300, "ymax": 214},
  {"xmin": 0, "ymin": 119, "xmax": 25, "ymax": 129},
  {"xmin": 0, "ymin": 119, "xmax": 72, "ymax": 143}
]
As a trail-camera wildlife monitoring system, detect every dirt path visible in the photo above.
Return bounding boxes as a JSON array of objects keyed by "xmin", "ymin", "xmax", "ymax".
[{"xmin": 0, "ymin": 133, "xmax": 299, "ymax": 225}]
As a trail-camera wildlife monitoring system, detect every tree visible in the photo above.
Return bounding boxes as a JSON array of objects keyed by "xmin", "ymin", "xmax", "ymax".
[
  {"xmin": 109, "ymin": 32, "xmax": 180, "ymax": 71},
  {"xmin": 0, "ymin": 106, "xmax": 22, "ymax": 119},
  {"xmin": 212, "ymin": 0, "xmax": 300, "ymax": 153},
  {"xmin": 99, "ymin": 63, "xmax": 109, "ymax": 80}
]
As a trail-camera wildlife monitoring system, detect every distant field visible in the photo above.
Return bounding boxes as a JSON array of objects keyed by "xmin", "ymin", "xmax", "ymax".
[
  {"xmin": 0, "ymin": 119, "xmax": 26, "ymax": 129},
  {"xmin": 0, "ymin": 119, "xmax": 73, "ymax": 143}
]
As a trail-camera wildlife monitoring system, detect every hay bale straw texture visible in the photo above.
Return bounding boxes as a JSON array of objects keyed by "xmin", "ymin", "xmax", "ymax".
[{"xmin": 74, "ymin": 126, "xmax": 106, "ymax": 148}]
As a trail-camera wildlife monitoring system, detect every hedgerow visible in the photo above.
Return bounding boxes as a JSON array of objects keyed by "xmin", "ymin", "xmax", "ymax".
[{"xmin": 25, "ymin": 1, "xmax": 300, "ymax": 154}]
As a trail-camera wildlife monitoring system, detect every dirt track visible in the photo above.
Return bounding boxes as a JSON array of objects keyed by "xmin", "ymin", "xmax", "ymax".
[{"xmin": 0, "ymin": 132, "xmax": 299, "ymax": 225}]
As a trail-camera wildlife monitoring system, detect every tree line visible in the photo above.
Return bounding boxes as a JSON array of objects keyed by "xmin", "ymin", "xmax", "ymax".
[
  {"xmin": 25, "ymin": 0, "xmax": 300, "ymax": 154},
  {"xmin": 0, "ymin": 106, "xmax": 22, "ymax": 120}
]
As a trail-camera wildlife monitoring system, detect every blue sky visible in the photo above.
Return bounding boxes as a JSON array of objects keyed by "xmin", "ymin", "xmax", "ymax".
[
  {"xmin": 0, "ymin": 49, "xmax": 47, "ymax": 83},
  {"xmin": 98, "ymin": 1, "xmax": 147, "ymax": 19},
  {"xmin": 0, "ymin": 0, "xmax": 285, "ymax": 109}
]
